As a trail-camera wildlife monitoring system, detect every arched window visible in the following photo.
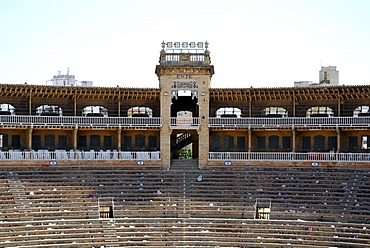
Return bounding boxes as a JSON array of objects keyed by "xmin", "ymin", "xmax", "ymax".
[
  {"xmin": 127, "ymin": 106, "xmax": 152, "ymax": 117},
  {"xmin": 306, "ymin": 106, "xmax": 334, "ymax": 117},
  {"xmin": 83, "ymin": 106, "xmax": 108, "ymax": 117},
  {"xmin": 216, "ymin": 107, "xmax": 241, "ymax": 118},
  {"xmin": 262, "ymin": 107, "xmax": 287, "ymax": 118},
  {"xmin": 0, "ymin": 103, "xmax": 15, "ymax": 115},
  {"xmin": 36, "ymin": 105, "xmax": 63, "ymax": 116},
  {"xmin": 354, "ymin": 106, "xmax": 370, "ymax": 117}
]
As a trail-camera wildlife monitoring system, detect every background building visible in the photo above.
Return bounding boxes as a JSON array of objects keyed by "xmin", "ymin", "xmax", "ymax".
[{"xmin": 319, "ymin": 66, "xmax": 339, "ymax": 85}]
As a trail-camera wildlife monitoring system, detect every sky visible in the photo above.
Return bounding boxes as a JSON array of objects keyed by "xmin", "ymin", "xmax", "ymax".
[{"xmin": 0, "ymin": 0, "xmax": 369, "ymax": 88}]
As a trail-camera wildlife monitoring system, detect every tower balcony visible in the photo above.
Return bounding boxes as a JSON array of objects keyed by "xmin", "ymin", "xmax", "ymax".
[
  {"xmin": 0, "ymin": 115, "xmax": 162, "ymax": 128},
  {"xmin": 208, "ymin": 117, "xmax": 370, "ymax": 129},
  {"xmin": 170, "ymin": 117, "xmax": 200, "ymax": 129}
]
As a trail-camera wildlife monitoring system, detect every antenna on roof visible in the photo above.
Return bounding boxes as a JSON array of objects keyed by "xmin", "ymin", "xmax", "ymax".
[{"xmin": 67, "ymin": 67, "xmax": 69, "ymax": 76}]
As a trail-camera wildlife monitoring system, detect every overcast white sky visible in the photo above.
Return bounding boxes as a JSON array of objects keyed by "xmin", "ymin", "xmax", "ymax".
[{"xmin": 0, "ymin": 0, "xmax": 369, "ymax": 88}]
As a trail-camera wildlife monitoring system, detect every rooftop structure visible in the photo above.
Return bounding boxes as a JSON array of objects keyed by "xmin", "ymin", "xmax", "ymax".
[
  {"xmin": 46, "ymin": 68, "xmax": 93, "ymax": 87},
  {"xmin": 319, "ymin": 65, "xmax": 339, "ymax": 85}
]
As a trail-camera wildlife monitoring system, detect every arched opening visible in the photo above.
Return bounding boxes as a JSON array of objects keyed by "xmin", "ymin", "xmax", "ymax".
[
  {"xmin": 306, "ymin": 106, "xmax": 334, "ymax": 117},
  {"xmin": 127, "ymin": 106, "xmax": 153, "ymax": 117},
  {"xmin": 171, "ymin": 130, "xmax": 197, "ymax": 159},
  {"xmin": 262, "ymin": 107, "xmax": 287, "ymax": 118},
  {"xmin": 36, "ymin": 105, "xmax": 63, "ymax": 116},
  {"xmin": 354, "ymin": 106, "xmax": 370, "ymax": 117},
  {"xmin": 171, "ymin": 95, "xmax": 198, "ymax": 117},
  {"xmin": 0, "ymin": 103, "xmax": 15, "ymax": 115},
  {"xmin": 82, "ymin": 106, "xmax": 108, "ymax": 117},
  {"xmin": 216, "ymin": 107, "xmax": 241, "ymax": 118}
]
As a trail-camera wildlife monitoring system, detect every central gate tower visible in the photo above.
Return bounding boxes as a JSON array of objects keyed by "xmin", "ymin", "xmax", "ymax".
[{"xmin": 155, "ymin": 41, "xmax": 214, "ymax": 169}]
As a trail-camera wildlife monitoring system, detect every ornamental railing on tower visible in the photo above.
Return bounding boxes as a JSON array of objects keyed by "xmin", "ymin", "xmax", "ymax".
[{"xmin": 170, "ymin": 117, "xmax": 200, "ymax": 129}]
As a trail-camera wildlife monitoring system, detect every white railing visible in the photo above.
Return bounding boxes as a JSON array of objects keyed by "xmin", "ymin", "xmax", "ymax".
[
  {"xmin": 209, "ymin": 117, "xmax": 370, "ymax": 128},
  {"xmin": 0, "ymin": 150, "xmax": 161, "ymax": 161},
  {"xmin": 0, "ymin": 115, "xmax": 162, "ymax": 127},
  {"xmin": 208, "ymin": 152, "xmax": 370, "ymax": 163},
  {"xmin": 170, "ymin": 117, "xmax": 200, "ymax": 127},
  {"xmin": 2, "ymin": 115, "xmax": 369, "ymax": 128}
]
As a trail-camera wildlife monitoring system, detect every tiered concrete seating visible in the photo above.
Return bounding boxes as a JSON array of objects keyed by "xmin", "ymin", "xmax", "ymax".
[
  {"xmin": 0, "ymin": 165, "xmax": 368, "ymax": 247},
  {"xmin": 0, "ymin": 218, "xmax": 368, "ymax": 247},
  {"xmin": 190, "ymin": 166, "xmax": 370, "ymax": 222}
]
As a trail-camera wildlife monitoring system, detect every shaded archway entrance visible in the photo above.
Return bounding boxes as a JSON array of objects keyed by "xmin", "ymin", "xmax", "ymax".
[{"xmin": 171, "ymin": 130, "xmax": 199, "ymax": 160}]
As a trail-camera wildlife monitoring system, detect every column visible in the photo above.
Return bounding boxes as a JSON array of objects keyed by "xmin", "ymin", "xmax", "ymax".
[
  {"xmin": 160, "ymin": 90, "xmax": 171, "ymax": 169},
  {"xmin": 336, "ymin": 128, "xmax": 341, "ymax": 151},
  {"xmin": 29, "ymin": 95, "xmax": 32, "ymax": 115},
  {"xmin": 117, "ymin": 127, "xmax": 122, "ymax": 151},
  {"xmin": 27, "ymin": 127, "xmax": 33, "ymax": 150},
  {"xmin": 198, "ymin": 126, "xmax": 209, "ymax": 169},
  {"xmin": 73, "ymin": 126, "xmax": 78, "ymax": 150},
  {"xmin": 292, "ymin": 128, "xmax": 296, "ymax": 160},
  {"xmin": 73, "ymin": 95, "xmax": 77, "ymax": 116},
  {"xmin": 337, "ymin": 98, "xmax": 341, "ymax": 117},
  {"xmin": 292, "ymin": 128, "xmax": 296, "ymax": 152},
  {"xmin": 118, "ymin": 98, "xmax": 121, "ymax": 117}
]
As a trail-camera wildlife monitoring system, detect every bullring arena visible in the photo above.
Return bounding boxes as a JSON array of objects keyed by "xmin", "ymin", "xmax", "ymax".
[{"xmin": 0, "ymin": 42, "xmax": 369, "ymax": 247}]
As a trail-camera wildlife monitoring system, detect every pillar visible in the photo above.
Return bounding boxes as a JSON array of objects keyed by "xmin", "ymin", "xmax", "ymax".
[
  {"xmin": 73, "ymin": 126, "xmax": 78, "ymax": 150},
  {"xmin": 336, "ymin": 128, "xmax": 341, "ymax": 152},
  {"xmin": 27, "ymin": 127, "xmax": 33, "ymax": 150},
  {"xmin": 292, "ymin": 128, "xmax": 296, "ymax": 152},
  {"xmin": 117, "ymin": 127, "xmax": 122, "ymax": 151},
  {"xmin": 29, "ymin": 95, "xmax": 32, "ymax": 115},
  {"xmin": 74, "ymin": 95, "xmax": 77, "ymax": 116},
  {"xmin": 160, "ymin": 91, "xmax": 171, "ymax": 169}
]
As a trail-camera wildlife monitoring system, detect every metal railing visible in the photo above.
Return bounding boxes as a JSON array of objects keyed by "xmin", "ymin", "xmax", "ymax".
[
  {"xmin": 209, "ymin": 152, "xmax": 370, "ymax": 163},
  {"xmin": 0, "ymin": 150, "xmax": 161, "ymax": 161},
  {"xmin": 0, "ymin": 115, "xmax": 162, "ymax": 127},
  {"xmin": 209, "ymin": 117, "xmax": 370, "ymax": 128},
  {"xmin": 170, "ymin": 117, "xmax": 200, "ymax": 128}
]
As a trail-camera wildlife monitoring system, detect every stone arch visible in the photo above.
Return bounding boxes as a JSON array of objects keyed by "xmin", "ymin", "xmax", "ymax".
[
  {"xmin": 0, "ymin": 103, "xmax": 15, "ymax": 115},
  {"xmin": 353, "ymin": 106, "xmax": 370, "ymax": 117},
  {"xmin": 127, "ymin": 106, "xmax": 153, "ymax": 117},
  {"xmin": 262, "ymin": 107, "xmax": 288, "ymax": 118},
  {"xmin": 306, "ymin": 106, "xmax": 334, "ymax": 117},
  {"xmin": 82, "ymin": 106, "xmax": 108, "ymax": 117},
  {"xmin": 216, "ymin": 107, "xmax": 242, "ymax": 118},
  {"xmin": 36, "ymin": 105, "xmax": 63, "ymax": 116}
]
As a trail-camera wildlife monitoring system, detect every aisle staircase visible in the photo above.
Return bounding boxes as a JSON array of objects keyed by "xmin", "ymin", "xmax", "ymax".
[
  {"xmin": 170, "ymin": 159, "xmax": 199, "ymax": 218},
  {"xmin": 6, "ymin": 172, "xmax": 33, "ymax": 221},
  {"xmin": 170, "ymin": 159, "xmax": 198, "ymax": 171}
]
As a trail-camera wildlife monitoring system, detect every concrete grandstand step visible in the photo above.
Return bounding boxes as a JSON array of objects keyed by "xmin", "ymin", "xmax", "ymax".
[{"xmin": 170, "ymin": 159, "xmax": 199, "ymax": 170}]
